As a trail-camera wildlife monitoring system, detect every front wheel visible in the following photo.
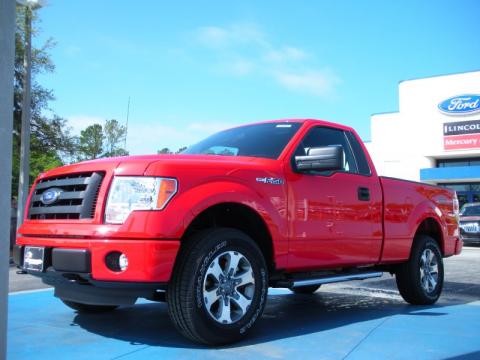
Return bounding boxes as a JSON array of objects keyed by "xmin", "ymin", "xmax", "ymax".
[
  {"xmin": 395, "ymin": 235, "xmax": 444, "ymax": 305},
  {"xmin": 167, "ymin": 228, "xmax": 268, "ymax": 345}
]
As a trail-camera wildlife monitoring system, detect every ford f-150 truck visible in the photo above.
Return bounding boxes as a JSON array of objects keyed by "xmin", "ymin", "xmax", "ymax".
[{"xmin": 14, "ymin": 119, "xmax": 462, "ymax": 345}]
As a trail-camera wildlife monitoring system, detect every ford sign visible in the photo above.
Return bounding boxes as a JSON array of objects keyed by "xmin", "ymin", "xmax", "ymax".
[
  {"xmin": 438, "ymin": 94, "xmax": 480, "ymax": 115},
  {"xmin": 41, "ymin": 187, "xmax": 62, "ymax": 205}
]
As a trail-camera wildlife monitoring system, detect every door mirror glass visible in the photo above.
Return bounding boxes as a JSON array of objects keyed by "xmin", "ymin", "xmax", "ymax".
[{"xmin": 295, "ymin": 145, "xmax": 344, "ymax": 172}]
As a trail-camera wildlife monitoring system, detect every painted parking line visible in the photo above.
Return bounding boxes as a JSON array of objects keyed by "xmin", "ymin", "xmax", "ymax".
[
  {"xmin": 8, "ymin": 289, "xmax": 480, "ymax": 360},
  {"xmin": 9, "ymin": 287, "xmax": 53, "ymax": 296}
]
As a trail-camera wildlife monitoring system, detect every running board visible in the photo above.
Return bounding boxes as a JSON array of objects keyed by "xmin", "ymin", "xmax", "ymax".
[{"xmin": 280, "ymin": 271, "xmax": 383, "ymax": 288}]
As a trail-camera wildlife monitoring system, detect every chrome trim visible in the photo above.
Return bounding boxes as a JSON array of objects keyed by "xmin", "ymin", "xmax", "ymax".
[{"xmin": 291, "ymin": 271, "xmax": 383, "ymax": 288}]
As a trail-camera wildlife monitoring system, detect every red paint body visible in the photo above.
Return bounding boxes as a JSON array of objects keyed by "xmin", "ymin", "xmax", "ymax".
[{"xmin": 17, "ymin": 119, "xmax": 462, "ymax": 283}]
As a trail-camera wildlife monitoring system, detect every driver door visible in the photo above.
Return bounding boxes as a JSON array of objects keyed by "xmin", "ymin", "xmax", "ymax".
[{"xmin": 286, "ymin": 126, "xmax": 383, "ymax": 270}]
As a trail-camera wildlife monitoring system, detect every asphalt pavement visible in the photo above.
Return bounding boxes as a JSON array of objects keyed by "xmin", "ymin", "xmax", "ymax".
[
  {"xmin": 7, "ymin": 246, "xmax": 480, "ymax": 359},
  {"xmin": 9, "ymin": 246, "xmax": 480, "ymax": 302}
]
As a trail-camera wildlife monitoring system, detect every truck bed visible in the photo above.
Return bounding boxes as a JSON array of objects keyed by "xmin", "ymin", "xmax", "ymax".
[{"xmin": 379, "ymin": 176, "xmax": 459, "ymax": 262}]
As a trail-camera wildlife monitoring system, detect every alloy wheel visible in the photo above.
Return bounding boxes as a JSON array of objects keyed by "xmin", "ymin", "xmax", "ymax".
[
  {"xmin": 202, "ymin": 251, "xmax": 255, "ymax": 324},
  {"xmin": 419, "ymin": 248, "xmax": 439, "ymax": 293}
]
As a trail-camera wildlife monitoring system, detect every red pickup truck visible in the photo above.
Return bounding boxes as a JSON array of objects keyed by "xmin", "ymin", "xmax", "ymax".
[{"xmin": 15, "ymin": 119, "xmax": 462, "ymax": 345}]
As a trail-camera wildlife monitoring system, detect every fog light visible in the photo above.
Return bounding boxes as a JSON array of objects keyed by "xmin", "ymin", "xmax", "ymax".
[
  {"xmin": 119, "ymin": 253, "xmax": 129, "ymax": 271},
  {"xmin": 105, "ymin": 252, "xmax": 128, "ymax": 272}
]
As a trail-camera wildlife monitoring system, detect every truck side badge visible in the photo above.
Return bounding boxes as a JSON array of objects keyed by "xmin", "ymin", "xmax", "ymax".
[{"xmin": 256, "ymin": 177, "xmax": 284, "ymax": 185}]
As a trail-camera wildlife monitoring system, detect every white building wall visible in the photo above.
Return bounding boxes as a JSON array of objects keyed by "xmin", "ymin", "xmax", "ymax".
[{"xmin": 368, "ymin": 70, "xmax": 480, "ymax": 182}]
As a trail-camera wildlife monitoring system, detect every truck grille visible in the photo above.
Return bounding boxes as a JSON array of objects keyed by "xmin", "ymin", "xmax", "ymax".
[
  {"xmin": 460, "ymin": 222, "xmax": 480, "ymax": 233},
  {"xmin": 28, "ymin": 172, "xmax": 105, "ymax": 220}
]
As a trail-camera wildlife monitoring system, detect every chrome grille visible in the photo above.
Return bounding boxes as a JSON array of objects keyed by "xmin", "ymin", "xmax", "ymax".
[
  {"xmin": 460, "ymin": 222, "xmax": 480, "ymax": 233},
  {"xmin": 28, "ymin": 172, "xmax": 104, "ymax": 220}
]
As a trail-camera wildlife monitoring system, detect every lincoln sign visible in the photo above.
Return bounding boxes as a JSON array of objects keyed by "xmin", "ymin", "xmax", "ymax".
[{"xmin": 443, "ymin": 119, "xmax": 480, "ymax": 150}]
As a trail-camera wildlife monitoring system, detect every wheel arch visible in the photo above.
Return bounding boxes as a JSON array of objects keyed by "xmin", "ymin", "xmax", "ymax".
[
  {"xmin": 413, "ymin": 217, "xmax": 444, "ymax": 255},
  {"xmin": 182, "ymin": 202, "xmax": 276, "ymax": 272}
]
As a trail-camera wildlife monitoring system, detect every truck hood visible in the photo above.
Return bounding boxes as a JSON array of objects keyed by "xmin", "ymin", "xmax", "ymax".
[
  {"xmin": 40, "ymin": 154, "xmax": 276, "ymax": 179},
  {"xmin": 39, "ymin": 155, "xmax": 160, "ymax": 179},
  {"xmin": 144, "ymin": 154, "xmax": 276, "ymax": 177}
]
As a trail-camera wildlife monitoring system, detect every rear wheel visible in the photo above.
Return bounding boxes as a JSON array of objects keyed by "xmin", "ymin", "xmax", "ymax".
[
  {"xmin": 167, "ymin": 228, "xmax": 268, "ymax": 345},
  {"xmin": 395, "ymin": 235, "xmax": 444, "ymax": 305},
  {"xmin": 289, "ymin": 285, "xmax": 321, "ymax": 294},
  {"xmin": 61, "ymin": 299, "xmax": 118, "ymax": 313}
]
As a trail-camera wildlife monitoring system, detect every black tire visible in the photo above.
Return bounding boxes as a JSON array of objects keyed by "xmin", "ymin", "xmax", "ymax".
[
  {"xmin": 289, "ymin": 285, "xmax": 321, "ymax": 294},
  {"xmin": 61, "ymin": 299, "xmax": 118, "ymax": 313},
  {"xmin": 166, "ymin": 228, "xmax": 268, "ymax": 345},
  {"xmin": 395, "ymin": 235, "xmax": 444, "ymax": 305}
]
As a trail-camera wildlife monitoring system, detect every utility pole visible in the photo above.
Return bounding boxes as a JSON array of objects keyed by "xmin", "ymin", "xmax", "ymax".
[
  {"xmin": 16, "ymin": 4, "xmax": 33, "ymax": 229},
  {"xmin": 0, "ymin": 0, "xmax": 16, "ymax": 358},
  {"xmin": 16, "ymin": 0, "xmax": 43, "ymax": 229}
]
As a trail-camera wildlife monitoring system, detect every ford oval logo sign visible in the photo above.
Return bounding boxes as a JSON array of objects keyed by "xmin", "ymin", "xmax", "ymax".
[
  {"xmin": 41, "ymin": 188, "xmax": 62, "ymax": 205},
  {"xmin": 438, "ymin": 94, "xmax": 480, "ymax": 115}
]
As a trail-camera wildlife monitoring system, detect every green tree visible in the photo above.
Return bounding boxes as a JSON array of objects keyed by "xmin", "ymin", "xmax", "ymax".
[
  {"xmin": 158, "ymin": 148, "xmax": 172, "ymax": 154},
  {"xmin": 103, "ymin": 119, "xmax": 128, "ymax": 157},
  {"xmin": 78, "ymin": 124, "xmax": 104, "ymax": 160},
  {"xmin": 12, "ymin": 6, "xmax": 76, "ymax": 196},
  {"xmin": 158, "ymin": 147, "xmax": 188, "ymax": 155}
]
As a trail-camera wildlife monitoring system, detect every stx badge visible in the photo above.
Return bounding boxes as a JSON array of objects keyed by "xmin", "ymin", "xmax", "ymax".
[{"xmin": 256, "ymin": 177, "xmax": 284, "ymax": 185}]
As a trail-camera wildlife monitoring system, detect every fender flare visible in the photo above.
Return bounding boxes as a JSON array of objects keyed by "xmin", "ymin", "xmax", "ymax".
[
  {"xmin": 407, "ymin": 200, "xmax": 445, "ymax": 252},
  {"xmin": 177, "ymin": 180, "xmax": 286, "ymax": 253}
]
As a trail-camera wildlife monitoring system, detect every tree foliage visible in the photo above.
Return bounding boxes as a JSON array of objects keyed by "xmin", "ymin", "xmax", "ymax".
[
  {"xmin": 13, "ymin": 6, "xmax": 197, "ymax": 203},
  {"xmin": 12, "ymin": 7, "xmax": 76, "ymax": 197},
  {"xmin": 12, "ymin": 8, "xmax": 130, "ymax": 200},
  {"xmin": 158, "ymin": 148, "xmax": 172, "ymax": 154},
  {"xmin": 78, "ymin": 124, "xmax": 104, "ymax": 160},
  {"xmin": 157, "ymin": 146, "xmax": 187, "ymax": 154},
  {"xmin": 103, "ymin": 119, "xmax": 128, "ymax": 157},
  {"xmin": 76, "ymin": 120, "xmax": 129, "ymax": 160}
]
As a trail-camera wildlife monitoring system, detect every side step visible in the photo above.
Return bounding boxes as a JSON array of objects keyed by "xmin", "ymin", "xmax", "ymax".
[{"xmin": 277, "ymin": 271, "xmax": 383, "ymax": 288}]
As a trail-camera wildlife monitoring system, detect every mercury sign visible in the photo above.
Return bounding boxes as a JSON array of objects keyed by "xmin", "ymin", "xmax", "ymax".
[
  {"xmin": 443, "ymin": 119, "xmax": 480, "ymax": 150},
  {"xmin": 438, "ymin": 94, "xmax": 480, "ymax": 115}
]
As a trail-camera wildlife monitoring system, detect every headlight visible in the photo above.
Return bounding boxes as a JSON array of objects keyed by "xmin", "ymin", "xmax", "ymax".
[{"xmin": 105, "ymin": 176, "xmax": 177, "ymax": 224}]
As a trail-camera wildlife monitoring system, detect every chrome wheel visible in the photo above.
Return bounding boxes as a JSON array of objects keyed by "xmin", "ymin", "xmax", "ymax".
[
  {"xmin": 419, "ymin": 248, "xmax": 439, "ymax": 293},
  {"xmin": 202, "ymin": 251, "xmax": 255, "ymax": 324}
]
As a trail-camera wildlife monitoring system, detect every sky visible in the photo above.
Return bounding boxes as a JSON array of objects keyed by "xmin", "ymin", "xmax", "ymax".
[{"xmin": 35, "ymin": 0, "xmax": 480, "ymax": 155}]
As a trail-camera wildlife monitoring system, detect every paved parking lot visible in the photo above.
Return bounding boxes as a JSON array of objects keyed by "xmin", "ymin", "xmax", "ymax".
[{"xmin": 7, "ymin": 247, "xmax": 480, "ymax": 360}]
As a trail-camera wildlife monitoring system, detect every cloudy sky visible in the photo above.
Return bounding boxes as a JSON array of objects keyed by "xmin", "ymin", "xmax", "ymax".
[{"xmin": 35, "ymin": 0, "xmax": 480, "ymax": 155}]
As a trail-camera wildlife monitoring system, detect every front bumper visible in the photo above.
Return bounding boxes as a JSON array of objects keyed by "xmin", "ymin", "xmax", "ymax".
[
  {"xmin": 15, "ymin": 236, "xmax": 180, "ymax": 282},
  {"xmin": 18, "ymin": 265, "xmax": 168, "ymax": 305}
]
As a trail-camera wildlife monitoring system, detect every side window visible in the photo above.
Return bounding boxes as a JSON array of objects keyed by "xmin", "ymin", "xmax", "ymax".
[
  {"xmin": 295, "ymin": 127, "xmax": 358, "ymax": 174},
  {"xmin": 345, "ymin": 131, "xmax": 371, "ymax": 176}
]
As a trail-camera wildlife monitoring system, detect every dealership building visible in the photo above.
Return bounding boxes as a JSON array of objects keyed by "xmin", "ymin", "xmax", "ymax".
[{"xmin": 366, "ymin": 70, "xmax": 480, "ymax": 207}]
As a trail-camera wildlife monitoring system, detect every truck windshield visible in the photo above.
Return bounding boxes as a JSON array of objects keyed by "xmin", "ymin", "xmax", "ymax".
[
  {"xmin": 183, "ymin": 122, "xmax": 302, "ymax": 159},
  {"xmin": 460, "ymin": 205, "xmax": 480, "ymax": 216}
]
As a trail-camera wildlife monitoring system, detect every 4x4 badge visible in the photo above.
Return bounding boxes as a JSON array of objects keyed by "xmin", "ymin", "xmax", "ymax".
[{"xmin": 256, "ymin": 177, "xmax": 284, "ymax": 185}]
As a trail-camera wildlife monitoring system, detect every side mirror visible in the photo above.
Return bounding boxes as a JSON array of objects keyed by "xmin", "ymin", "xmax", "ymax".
[{"xmin": 295, "ymin": 145, "xmax": 344, "ymax": 172}]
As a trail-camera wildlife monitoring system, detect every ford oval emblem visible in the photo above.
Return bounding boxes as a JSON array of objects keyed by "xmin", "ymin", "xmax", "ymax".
[
  {"xmin": 438, "ymin": 94, "xmax": 480, "ymax": 115},
  {"xmin": 41, "ymin": 188, "xmax": 62, "ymax": 205}
]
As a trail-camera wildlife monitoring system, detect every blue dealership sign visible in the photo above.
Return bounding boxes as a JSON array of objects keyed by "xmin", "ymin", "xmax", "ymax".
[{"xmin": 438, "ymin": 94, "xmax": 480, "ymax": 115}]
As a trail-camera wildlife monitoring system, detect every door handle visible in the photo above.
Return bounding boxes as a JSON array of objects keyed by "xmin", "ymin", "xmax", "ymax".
[{"xmin": 358, "ymin": 187, "xmax": 370, "ymax": 201}]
